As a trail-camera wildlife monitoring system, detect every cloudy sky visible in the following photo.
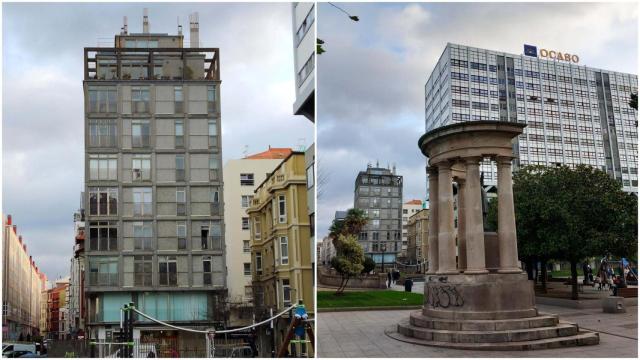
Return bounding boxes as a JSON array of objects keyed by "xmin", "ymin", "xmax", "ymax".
[
  {"xmin": 317, "ymin": 2, "xmax": 638, "ymax": 238},
  {"xmin": 2, "ymin": 2, "xmax": 312, "ymax": 281}
]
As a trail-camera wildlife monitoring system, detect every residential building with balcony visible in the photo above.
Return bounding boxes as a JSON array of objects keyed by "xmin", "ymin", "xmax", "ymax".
[
  {"xmin": 406, "ymin": 208, "xmax": 429, "ymax": 272},
  {"xmin": 223, "ymin": 147, "xmax": 292, "ymax": 328},
  {"xmin": 247, "ymin": 152, "xmax": 314, "ymax": 357},
  {"xmin": 68, "ymin": 194, "xmax": 86, "ymax": 339},
  {"xmin": 401, "ymin": 200, "xmax": 423, "ymax": 260},
  {"xmin": 83, "ymin": 12, "xmax": 226, "ymax": 345},
  {"xmin": 292, "ymin": 2, "xmax": 314, "ymax": 122},
  {"xmin": 46, "ymin": 277, "xmax": 70, "ymax": 340},
  {"xmin": 2, "ymin": 214, "xmax": 47, "ymax": 341},
  {"xmin": 353, "ymin": 165, "xmax": 403, "ymax": 268}
]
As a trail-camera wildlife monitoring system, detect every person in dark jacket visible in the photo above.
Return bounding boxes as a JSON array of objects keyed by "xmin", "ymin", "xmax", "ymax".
[{"xmin": 387, "ymin": 271, "xmax": 392, "ymax": 288}]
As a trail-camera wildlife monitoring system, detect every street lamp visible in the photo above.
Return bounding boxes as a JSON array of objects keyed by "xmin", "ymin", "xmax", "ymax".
[{"xmin": 381, "ymin": 244, "xmax": 387, "ymax": 273}]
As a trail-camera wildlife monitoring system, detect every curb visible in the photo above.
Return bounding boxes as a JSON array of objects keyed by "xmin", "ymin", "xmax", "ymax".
[{"xmin": 318, "ymin": 305, "xmax": 422, "ymax": 312}]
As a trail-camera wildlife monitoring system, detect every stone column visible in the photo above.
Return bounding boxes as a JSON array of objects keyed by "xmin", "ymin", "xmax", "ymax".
[
  {"xmin": 426, "ymin": 166, "xmax": 439, "ymax": 274},
  {"xmin": 496, "ymin": 156, "xmax": 521, "ymax": 273},
  {"xmin": 456, "ymin": 179, "xmax": 467, "ymax": 272},
  {"xmin": 463, "ymin": 157, "xmax": 488, "ymax": 274},
  {"xmin": 436, "ymin": 161, "xmax": 457, "ymax": 275}
]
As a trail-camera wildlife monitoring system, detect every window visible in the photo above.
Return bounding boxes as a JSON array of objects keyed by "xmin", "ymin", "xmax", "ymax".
[
  {"xmin": 278, "ymin": 195, "xmax": 286, "ymax": 223},
  {"xmin": 210, "ymin": 188, "xmax": 220, "ymax": 215},
  {"xmin": 200, "ymin": 222, "xmax": 222, "ymax": 250},
  {"xmin": 295, "ymin": 5, "xmax": 315, "ymax": 45},
  {"xmin": 89, "ymin": 119, "xmax": 117, "ymax": 147},
  {"xmin": 177, "ymin": 222, "xmax": 187, "ymax": 250},
  {"xmin": 88, "ymin": 87, "xmax": 117, "ymax": 113},
  {"xmin": 306, "ymin": 164, "xmax": 314, "ymax": 189},
  {"xmin": 176, "ymin": 188, "xmax": 186, "ymax": 216},
  {"xmin": 203, "ymin": 256, "xmax": 213, "ymax": 285},
  {"xmin": 207, "ymin": 85, "xmax": 216, "ymax": 113},
  {"xmin": 297, "ymin": 54, "xmax": 314, "ymax": 88},
  {"xmin": 89, "ymin": 187, "xmax": 118, "ymax": 216},
  {"xmin": 242, "ymin": 217, "xmax": 250, "ymax": 230},
  {"xmin": 240, "ymin": 173, "xmax": 254, "ymax": 186},
  {"xmin": 243, "ymin": 240, "xmax": 250, "ymax": 253},
  {"xmin": 132, "ymin": 120, "xmax": 150, "ymax": 148},
  {"xmin": 132, "ymin": 187, "xmax": 152, "ymax": 216},
  {"xmin": 209, "ymin": 155, "xmax": 219, "ymax": 181},
  {"xmin": 280, "ymin": 236, "xmax": 289, "ymax": 265},
  {"xmin": 175, "ymin": 120, "xmax": 184, "ymax": 148},
  {"xmin": 131, "ymin": 87, "xmax": 150, "ymax": 113},
  {"xmin": 243, "ymin": 263, "xmax": 251, "ymax": 276},
  {"xmin": 134, "ymin": 255, "xmax": 152, "ymax": 286},
  {"xmin": 201, "ymin": 225, "xmax": 209, "ymax": 250},
  {"xmin": 175, "ymin": 155, "xmax": 185, "ymax": 181},
  {"xmin": 255, "ymin": 252, "xmax": 262, "ymax": 275},
  {"xmin": 208, "ymin": 120, "xmax": 218, "ymax": 148},
  {"xmin": 133, "ymin": 221, "xmax": 153, "ymax": 250},
  {"xmin": 174, "ymin": 86, "xmax": 183, "ymax": 113},
  {"xmin": 89, "ymin": 155, "xmax": 117, "ymax": 180},
  {"xmin": 282, "ymin": 279, "xmax": 291, "ymax": 306},
  {"xmin": 132, "ymin": 154, "xmax": 151, "ymax": 181},
  {"xmin": 372, "ymin": 219, "xmax": 380, "ymax": 228},
  {"xmin": 241, "ymin": 195, "xmax": 253, "ymax": 208},
  {"xmin": 254, "ymin": 218, "xmax": 261, "ymax": 239},
  {"xmin": 89, "ymin": 221, "xmax": 118, "ymax": 251},
  {"xmin": 159, "ymin": 256, "xmax": 177, "ymax": 286},
  {"xmin": 89, "ymin": 257, "xmax": 118, "ymax": 286}
]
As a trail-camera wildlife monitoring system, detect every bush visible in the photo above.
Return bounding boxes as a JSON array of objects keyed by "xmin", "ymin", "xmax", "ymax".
[{"xmin": 362, "ymin": 256, "xmax": 376, "ymax": 274}]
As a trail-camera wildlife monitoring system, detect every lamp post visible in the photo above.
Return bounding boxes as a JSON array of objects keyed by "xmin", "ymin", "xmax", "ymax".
[{"xmin": 381, "ymin": 244, "xmax": 387, "ymax": 273}]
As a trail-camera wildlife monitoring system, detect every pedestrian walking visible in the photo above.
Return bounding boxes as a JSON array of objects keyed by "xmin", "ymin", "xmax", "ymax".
[{"xmin": 387, "ymin": 271, "xmax": 392, "ymax": 288}]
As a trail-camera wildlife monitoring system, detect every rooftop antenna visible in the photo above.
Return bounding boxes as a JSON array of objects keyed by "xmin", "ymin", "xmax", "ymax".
[
  {"xmin": 123, "ymin": 16, "xmax": 128, "ymax": 35},
  {"xmin": 189, "ymin": 12, "xmax": 200, "ymax": 48},
  {"xmin": 143, "ymin": 8, "xmax": 149, "ymax": 34},
  {"xmin": 177, "ymin": 16, "xmax": 183, "ymax": 35},
  {"xmin": 242, "ymin": 145, "xmax": 249, "ymax": 158}
]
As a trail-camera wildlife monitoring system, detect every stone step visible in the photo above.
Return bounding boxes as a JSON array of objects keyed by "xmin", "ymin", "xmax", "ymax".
[
  {"xmin": 410, "ymin": 311, "xmax": 559, "ymax": 331},
  {"xmin": 398, "ymin": 319, "xmax": 579, "ymax": 343},
  {"xmin": 386, "ymin": 327, "xmax": 600, "ymax": 351}
]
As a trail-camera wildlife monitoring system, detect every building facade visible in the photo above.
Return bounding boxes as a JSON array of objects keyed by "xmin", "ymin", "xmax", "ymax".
[
  {"xmin": 83, "ymin": 13, "xmax": 226, "ymax": 344},
  {"xmin": 292, "ymin": 2, "xmax": 315, "ymax": 121},
  {"xmin": 223, "ymin": 147, "xmax": 292, "ymax": 327},
  {"xmin": 353, "ymin": 165, "xmax": 403, "ymax": 267},
  {"xmin": 318, "ymin": 236, "xmax": 335, "ymax": 267},
  {"xmin": 406, "ymin": 209, "xmax": 429, "ymax": 271},
  {"xmin": 401, "ymin": 200, "xmax": 423, "ymax": 259},
  {"xmin": 247, "ymin": 152, "xmax": 314, "ymax": 357},
  {"xmin": 46, "ymin": 278, "xmax": 70, "ymax": 340},
  {"xmin": 2, "ymin": 214, "xmax": 47, "ymax": 341},
  {"xmin": 68, "ymin": 196, "xmax": 86, "ymax": 339},
  {"xmin": 425, "ymin": 43, "xmax": 638, "ymax": 193}
]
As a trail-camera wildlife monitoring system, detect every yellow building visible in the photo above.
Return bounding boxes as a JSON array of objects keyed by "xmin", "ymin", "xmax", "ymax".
[
  {"xmin": 407, "ymin": 208, "xmax": 429, "ymax": 272},
  {"xmin": 247, "ymin": 152, "xmax": 313, "ymax": 357}
]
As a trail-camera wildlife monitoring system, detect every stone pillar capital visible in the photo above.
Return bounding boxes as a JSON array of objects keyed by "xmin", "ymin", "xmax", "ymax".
[
  {"xmin": 462, "ymin": 156, "xmax": 484, "ymax": 165},
  {"xmin": 495, "ymin": 156, "xmax": 515, "ymax": 165},
  {"xmin": 427, "ymin": 165, "xmax": 439, "ymax": 176},
  {"xmin": 434, "ymin": 159, "xmax": 455, "ymax": 170}
]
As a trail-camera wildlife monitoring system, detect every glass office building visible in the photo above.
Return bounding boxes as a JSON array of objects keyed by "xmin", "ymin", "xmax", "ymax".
[{"xmin": 425, "ymin": 43, "xmax": 638, "ymax": 193}]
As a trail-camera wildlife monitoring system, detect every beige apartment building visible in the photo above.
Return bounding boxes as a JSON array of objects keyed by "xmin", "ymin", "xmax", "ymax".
[
  {"xmin": 247, "ymin": 152, "xmax": 314, "ymax": 357},
  {"xmin": 2, "ymin": 214, "xmax": 47, "ymax": 340},
  {"xmin": 223, "ymin": 147, "xmax": 292, "ymax": 327},
  {"xmin": 406, "ymin": 208, "xmax": 429, "ymax": 272},
  {"xmin": 401, "ymin": 200, "xmax": 423, "ymax": 259},
  {"xmin": 83, "ymin": 12, "xmax": 226, "ymax": 345}
]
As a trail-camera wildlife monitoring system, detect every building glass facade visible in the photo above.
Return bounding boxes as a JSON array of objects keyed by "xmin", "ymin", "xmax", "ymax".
[{"xmin": 425, "ymin": 43, "xmax": 638, "ymax": 193}]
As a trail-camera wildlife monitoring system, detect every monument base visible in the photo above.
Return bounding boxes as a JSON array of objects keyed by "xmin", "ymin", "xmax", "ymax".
[{"xmin": 388, "ymin": 272, "xmax": 600, "ymax": 350}]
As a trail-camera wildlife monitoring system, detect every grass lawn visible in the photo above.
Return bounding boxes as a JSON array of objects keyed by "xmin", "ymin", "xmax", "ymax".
[
  {"xmin": 551, "ymin": 270, "xmax": 572, "ymax": 278},
  {"xmin": 317, "ymin": 290, "xmax": 423, "ymax": 309}
]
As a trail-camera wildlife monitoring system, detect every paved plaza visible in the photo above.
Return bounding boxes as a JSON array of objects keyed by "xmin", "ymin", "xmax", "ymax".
[{"xmin": 317, "ymin": 304, "xmax": 638, "ymax": 357}]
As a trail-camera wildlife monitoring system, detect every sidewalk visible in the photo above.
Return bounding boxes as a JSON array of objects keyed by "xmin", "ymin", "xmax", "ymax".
[{"xmin": 317, "ymin": 304, "xmax": 638, "ymax": 357}]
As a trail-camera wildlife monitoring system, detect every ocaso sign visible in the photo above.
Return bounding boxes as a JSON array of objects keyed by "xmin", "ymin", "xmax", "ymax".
[{"xmin": 539, "ymin": 49, "xmax": 579, "ymax": 63}]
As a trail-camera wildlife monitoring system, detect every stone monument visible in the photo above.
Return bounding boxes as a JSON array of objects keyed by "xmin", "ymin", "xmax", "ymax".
[{"xmin": 386, "ymin": 121, "xmax": 599, "ymax": 350}]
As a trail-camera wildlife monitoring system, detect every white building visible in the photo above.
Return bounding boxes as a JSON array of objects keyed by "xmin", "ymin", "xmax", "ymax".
[
  {"xmin": 292, "ymin": 2, "xmax": 314, "ymax": 121},
  {"xmin": 223, "ymin": 147, "xmax": 292, "ymax": 327},
  {"xmin": 425, "ymin": 43, "xmax": 638, "ymax": 193},
  {"xmin": 401, "ymin": 200, "xmax": 424, "ymax": 259},
  {"xmin": 318, "ymin": 236, "xmax": 335, "ymax": 267}
]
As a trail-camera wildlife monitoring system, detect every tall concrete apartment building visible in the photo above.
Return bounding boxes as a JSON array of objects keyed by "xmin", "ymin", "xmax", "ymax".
[
  {"xmin": 353, "ymin": 165, "xmax": 403, "ymax": 267},
  {"xmin": 83, "ymin": 13, "xmax": 226, "ymax": 343},
  {"xmin": 425, "ymin": 43, "xmax": 638, "ymax": 193},
  {"xmin": 2, "ymin": 215, "xmax": 47, "ymax": 340},
  {"xmin": 401, "ymin": 200, "xmax": 423, "ymax": 258},
  {"xmin": 248, "ymin": 152, "xmax": 314, "ymax": 357},
  {"xmin": 292, "ymin": 2, "xmax": 314, "ymax": 121},
  {"xmin": 223, "ymin": 147, "xmax": 292, "ymax": 327}
]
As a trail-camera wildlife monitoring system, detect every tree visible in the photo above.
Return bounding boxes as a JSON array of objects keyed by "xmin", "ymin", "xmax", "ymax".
[
  {"xmin": 499, "ymin": 164, "xmax": 638, "ymax": 300},
  {"xmin": 361, "ymin": 256, "xmax": 376, "ymax": 274},
  {"xmin": 330, "ymin": 234, "xmax": 365, "ymax": 294},
  {"xmin": 329, "ymin": 208, "xmax": 368, "ymax": 245},
  {"xmin": 629, "ymin": 92, "xmax": 637, "ymax": 110}
]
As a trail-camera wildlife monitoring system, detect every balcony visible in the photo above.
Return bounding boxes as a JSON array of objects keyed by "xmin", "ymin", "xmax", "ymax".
[{"xmin": 84, "ymin": 47, "xmax": 220, "ymax": 81}]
